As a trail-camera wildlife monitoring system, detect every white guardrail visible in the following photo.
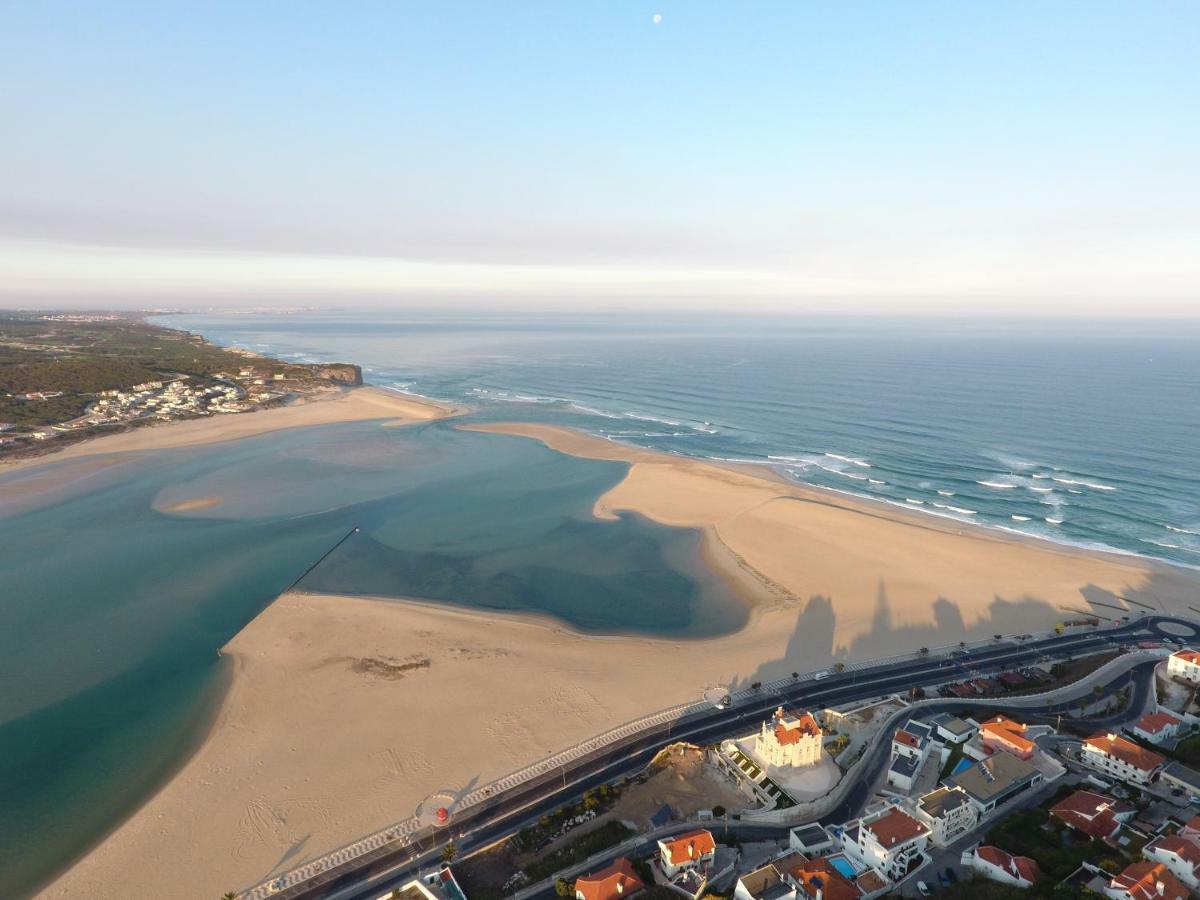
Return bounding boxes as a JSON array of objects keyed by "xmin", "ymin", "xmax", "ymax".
[{"xmin": 239, "ymin": 617, "xmax": 1139, "ymax": 898}]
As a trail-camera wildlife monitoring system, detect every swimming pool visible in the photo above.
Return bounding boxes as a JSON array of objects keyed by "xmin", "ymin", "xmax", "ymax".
[
  {"xmin": 952, "ymin": 758, "xmax": 974, "ymax": 775},
  {"xmin": 829, "ymin": 856, "xmax": 859, "ymax": 878}
]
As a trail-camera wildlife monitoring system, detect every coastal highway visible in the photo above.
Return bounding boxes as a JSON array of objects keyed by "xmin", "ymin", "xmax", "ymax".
[{"xmin": 269, "ymin": 614, "xmax": 1197, "ymax": 900}]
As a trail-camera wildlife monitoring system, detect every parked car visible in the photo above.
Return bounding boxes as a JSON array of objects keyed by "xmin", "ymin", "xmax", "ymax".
[{"xmin": 917, "ymin": 881, "xmax": 932, "ymax": 897}]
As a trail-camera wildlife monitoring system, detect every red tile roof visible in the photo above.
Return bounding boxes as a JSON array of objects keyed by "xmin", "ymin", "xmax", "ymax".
[
  {"xmin": 574, "ymin": 858, "xmax": 644, "ymax": 900},
  {"xmin": 1084, "ymin": 732, "xmax": 1165, "ymax": 772},
  {"xmin": 1109, "ymin": 861, "xmax": 1189, "ymax": 900},
  {"xmin": 855, "ymin": 871, "xmax": 887, "ymax": 894},
  {"xmin": 1050, "ymin": 790, "xmax": 1125, "ymax": 839},
  {"xmin": 660, "ymin": 829, "xmax": 716, "ymax": 865},
  {"xmin": 773, "ymin": 709, "xmax": 822, "ymax": 745},
  {"xmin": 894, "ymin": 730, "xmax": 921, "ymax": 749},
  {"xmin": 788, "ymin": 857, "xmax": 862, "ymax": 900},
  {"xmin": 865, "ymin": 807, "xmax": 929, "ymax": 847},
  {"xmin": 976, "ymin": 845, "xmax": 1040, "ymax": 884},
  {"xmin": 1172, "ymin": 650, "xmax": 1200, "ymax": 665},
  {"xmin": 1133, "ymin": 711, "xmax": 1182, "ymax": 735},
  {"xmin": 980, "ymin": 715, "xmax": 1036, "ymax": 756},
  {"xmin": 1150, "ymin": 835, "xmax": 1200, "ymax": 875}
]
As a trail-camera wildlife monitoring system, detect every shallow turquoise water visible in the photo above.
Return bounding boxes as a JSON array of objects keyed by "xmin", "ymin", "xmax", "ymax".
[{"xmin": 0, "ymin": 419, "xmax": 738, "ymax": 896}]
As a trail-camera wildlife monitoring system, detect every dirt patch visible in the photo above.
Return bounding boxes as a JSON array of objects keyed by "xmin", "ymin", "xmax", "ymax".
[
  {"xmin": 608, "ymin": 743, "xmax": 750, "ymax": 827},
  {"xmin": 348, "ymin": 656, "xmax": 431, "ymax": 679}
]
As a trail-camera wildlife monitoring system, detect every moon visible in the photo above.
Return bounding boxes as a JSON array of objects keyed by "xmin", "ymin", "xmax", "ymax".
[{"xmin": 652, "ymin": 13, "xmax": 662, "ymax": 24}]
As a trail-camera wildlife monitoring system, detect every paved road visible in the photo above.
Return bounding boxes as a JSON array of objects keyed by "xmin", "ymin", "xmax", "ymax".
[{"xmin": 273, "ymin": 614, "xmax": 1197, "ymax": 900}]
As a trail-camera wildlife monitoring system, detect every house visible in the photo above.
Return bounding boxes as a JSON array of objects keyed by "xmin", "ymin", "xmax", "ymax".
[
  {"xmin": 914, "ymin": 786, "xmax": 978, "ymax": 847},
  {"xmin": 892, "ymin": 728, "xmax": 926, "ymax": 762},
  {"xmin": 733, "ymin": 863, "xmax": 793, "ymax": 900},
  {"xmin": 1104, "ymin": 861, "xmax": 1189, "ymax": 900},
  {"xmin": 789, "ymin": 823, "xmax": 834, "ymax": 856},
  {"xmin": 886, "ymin": 754, "xmax": 920, "ymax": 792},
  {"xmin": 963, "ymin": 845, "xmax": 1039, "ymax": 888},
  {"xmin": 978, "ymin": 715, "xmax": 1036, "ymax": 760},
  {"xmin": 756, "ymin": 708, "xmax": 823, "ymax": 768},
  {"xmin": 1167, "ymin": 650, "xmax": 1200, "ymax": 684},
  {"xmin": 849, "ymin": 805, "xmax": 930, "ymax": 881},
  {"xmin": 1082, "ymin": 733, "xmax": 1165, "ymax": 785},
  {"xmin": 1049, "ymin": 790, "xmax": 1134, "ymax": 840},
  {"xmin": 575, "ymin": 858, "xmax": 644, "ymax": 900},
  {"xmin": 929, "ymin": 713, "xmax": 975, "ymax": 745},
  {"xmin": 1160, "ymin": 762, "xmax": 1200, "ymax": 798},
  {"xmin": 1130, "ymin": 711, "xmax": 1183, "ymax": 744},
  {"xmin": 947, "ymin": 752, "xmax": 1043, "ymax": 814},
  {"xmin": 1144, "ymin": 834, "xmax": 1200, "ymax": 890},
  {"xmin": 776, "ymin": 854, "xmax": 863, "ymax": 900},
  {"xmin": 390, "ymin": 867, "xmax": 470, "ymax": 900},
  {"xmin": 658, "ymin": 829, "xmax": 716, "ymax": 878}
]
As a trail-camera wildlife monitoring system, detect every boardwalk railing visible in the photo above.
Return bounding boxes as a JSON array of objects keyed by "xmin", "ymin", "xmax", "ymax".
[{"xmin": 238, "ymin": 619, "xmax": 1126, "ymax": 898}]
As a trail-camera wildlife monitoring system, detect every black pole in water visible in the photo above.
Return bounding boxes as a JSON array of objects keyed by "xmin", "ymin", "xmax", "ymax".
[{"xmin": 283, "ymin": 525, "xmax": 360, "ymax": 594}]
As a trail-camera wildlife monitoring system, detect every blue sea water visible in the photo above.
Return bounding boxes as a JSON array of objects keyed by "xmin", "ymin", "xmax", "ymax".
[{"xmin": 164, "ymin": 312, "xmax": 1200, "ymax": 568}]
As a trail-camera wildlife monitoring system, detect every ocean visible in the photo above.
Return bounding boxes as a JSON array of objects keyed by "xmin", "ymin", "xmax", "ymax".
[{"xmin": 164, "ymin": 311, "xmax": 1200, "ymax": 568}]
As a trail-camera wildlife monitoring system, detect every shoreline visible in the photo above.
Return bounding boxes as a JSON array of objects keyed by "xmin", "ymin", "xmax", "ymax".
[
  {"xmin": 38, "ymin": 420, "xmax": 1200, "ymax": 898},
  {"xmin": 0, "ymin": 386, "xmax": 459, "ymax": 515},
  {"xmin": 464, "ymin": 421, "xmax": 1191, "ymax": 581}
]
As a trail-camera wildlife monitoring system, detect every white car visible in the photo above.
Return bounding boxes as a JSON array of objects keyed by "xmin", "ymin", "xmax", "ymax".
[
  {"xmin": 813, "ymin": 671, "xmax": 831, "ymax": 681},
  {"xmin": 917, "ymin": 882, "xmax": 932, "ymax": 897}
]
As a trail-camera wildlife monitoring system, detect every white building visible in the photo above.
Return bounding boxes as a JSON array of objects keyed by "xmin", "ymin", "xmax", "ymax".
[
  {"xmin": 1082, "ymin": 733, "xmax": 1165, "ymax": 786},
  {"xmin": 755, "ymin": 707, "xmax": 822, "ymax": 768},
  {"xmin": 1130, "ymin": 711, "xmax": 1183, "ymax": 744},
  {"xmin": 848, "ymin": 805, "xmax": 930, "ymax": 882},
  {"xmin": 658, "ymin": 829, "xmax": 716, "ymax": 878},
  {"xmin": 1167, "ymin": 650, "xmax": 1200, "ymax": 684},
  {"xmin": 914, "ymin": 787, "xmax": 978, "ymax": 847},
  {"xmin": 962, "ymin": 845, "xmax": 1039, "ymax": 888},
  {"xmin": 1144, "ymin": 835, "xmax": 1200, "ymax": 890}
]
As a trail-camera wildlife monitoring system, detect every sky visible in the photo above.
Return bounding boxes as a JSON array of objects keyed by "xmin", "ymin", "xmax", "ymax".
[{"xmin": 1, "ymin": 2, "xmax": 1197, "ymax": 314}]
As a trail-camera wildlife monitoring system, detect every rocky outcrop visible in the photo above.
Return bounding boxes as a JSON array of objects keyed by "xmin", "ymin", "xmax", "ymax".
[{"xmin": 312, "ymin": 363, "xmax": 363, "ymax": 386}]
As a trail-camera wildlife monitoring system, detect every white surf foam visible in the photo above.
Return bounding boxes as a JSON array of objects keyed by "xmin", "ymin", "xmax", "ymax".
[
  {"xmin": 868, "ymin": 478, "xmax": 886, "ymax": 485},
  {"xmin": 905, "ymin": 498, "xmax": 924, "ymax": 505},
  {"xmin": 825, "ymin": 452, "xmax": 871, "ymax": 468},
  {"xmin": 1052, "ymin": 476, "xmax": 1116, "ymax": 491},
  {"xmin": 1011, "ymin": 515, "xmax": 1032, "ymax": 522},
  {"xmin": 1166, "ymin": 524, "xmax": 1200, "ymax": 536},
  {"xmin": 978, "ymin": 480, "xmax": 1018, "ymax": 490},
  {"xmin": 1029, "ymin": 486, "xmax": 1053, "ymax": 493},
  {"xmin": 937, "ymin": 490, "xmax": 955, "ymax": 497}
]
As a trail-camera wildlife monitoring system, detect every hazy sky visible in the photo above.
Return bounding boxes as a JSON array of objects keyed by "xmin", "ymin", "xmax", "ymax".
[{"xmin": 1, "ymin": 2, "xmax": 1197, "ymax": 313}]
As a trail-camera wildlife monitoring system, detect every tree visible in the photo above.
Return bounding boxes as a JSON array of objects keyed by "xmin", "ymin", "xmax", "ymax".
[
  {"xmin": 919, "ymin": 647, "xmax": 930, "ymax": 657},
  {"xmin": 712, "ymin": 805, "xmax": 726, "ymax": 818},
  {"xmin": 833, "ymin": 662, "xmax": 846, "ymax": 673},
  {"xmin": 222, "ymin": 894, "xmax": 237, "ymax": 900},
  {"xmin": 555, "ymin": 877, "xmax": 573, "ymax": 897},
  {"xmin": 751, "ymin": 681, "xmax": 762, "ymax": 690},
  {"xmin": 441, "ymin": 841, "xmax": 458, "ymax": 863}
]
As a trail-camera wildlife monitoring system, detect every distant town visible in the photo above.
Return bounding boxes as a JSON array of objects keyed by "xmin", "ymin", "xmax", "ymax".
[{"xmin": 0, "ymin": 311, "xmax": 361, "ymax": 461}]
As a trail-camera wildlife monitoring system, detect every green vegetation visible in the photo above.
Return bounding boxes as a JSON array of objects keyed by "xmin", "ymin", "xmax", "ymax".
[
  {"xmin": 985, "ymin": 808, "xmax": 1093, "ymax": 884},
  {"xmin": 521, "ymin": 820, "xmax": 634, "ymax": 883},
  {"xmin": 0, "ymin": 312, "xmax": 359, "ymax": 451},
  {"xmin": 1175, "ymin": 734, "xmax": 1200, "ymax": 765}
]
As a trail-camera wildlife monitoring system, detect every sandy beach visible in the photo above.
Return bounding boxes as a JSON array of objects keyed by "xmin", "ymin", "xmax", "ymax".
[
  {"xmin": 36, "ymin": 420, "xmax": 1200, "ymax": 899},
  {"xmin": 0, "ymin": 387, "xmax": 454, "ymax": 516}
]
